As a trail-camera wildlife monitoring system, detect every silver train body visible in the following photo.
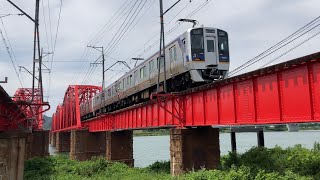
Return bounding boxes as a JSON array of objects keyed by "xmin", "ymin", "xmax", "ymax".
[{"xmin": 80, "ymin": 27, "xmax": 230, "ymax": 120}]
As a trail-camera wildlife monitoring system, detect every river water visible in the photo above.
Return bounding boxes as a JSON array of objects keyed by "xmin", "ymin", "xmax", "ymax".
[{"xmin": 49, "ymin": 130, "xmax": 320, "ymax": 167}]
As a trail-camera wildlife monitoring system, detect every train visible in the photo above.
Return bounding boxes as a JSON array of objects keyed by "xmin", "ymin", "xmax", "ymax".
[{"xmin": 80, "ymin": 26, "xmax": 230, "ymax": 121}]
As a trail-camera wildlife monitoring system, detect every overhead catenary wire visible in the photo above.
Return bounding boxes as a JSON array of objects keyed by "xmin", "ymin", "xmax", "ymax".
[
  {"xmin": 104, "ymin": 0, "xmax": 148, "ymax": 57},
  {"xmin": 261, "ymin": 29, "xmax": 320, "ymax": 68},
  {"xmin": 81, "ymin": 0, "xmax": 213, "ymax": 86},
  {"xmin": 97, "ymin": 0, "xmax": 212, "ymax": 87},
  {"xmin": 71, "ymin": 0, "xmax": 137, "ymax": 85},
  {"xmin": 0, "ymin": 19, "xmax": 23, "ymax": 87},
  {"xmin": 82, "ymin": 0, "xmax": 148, "ymax": 84},
  {"xmin": 228, "ymin": 16, "xmax": 320, "ymax": 76},
  {"xmin": 47, "ymin": 0, "xmax": 63, "ymax": 102}
]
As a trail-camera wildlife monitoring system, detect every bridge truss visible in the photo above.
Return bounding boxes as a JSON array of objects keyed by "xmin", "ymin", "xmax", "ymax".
[{"xmin": 52, "ymin": 52, "xmax": 320, "ymax": 132}]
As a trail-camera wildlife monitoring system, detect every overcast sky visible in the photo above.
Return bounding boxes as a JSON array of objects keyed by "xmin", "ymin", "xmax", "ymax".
[{"xmin": 0, "ymin": 0, "xmax": 319, "ymax": 116}]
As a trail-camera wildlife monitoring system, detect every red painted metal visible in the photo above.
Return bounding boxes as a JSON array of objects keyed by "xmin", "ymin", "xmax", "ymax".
[
  {"xmin": 0, "ymin": 86, "xmax": 26, "ymax": 131},
  {"xmin": 52, "ymin": 52, "xmax": 320, "ymax": 132},
  {"xmin": 0, "ymin": 86, "xmax": 51, "ymax": 131},
  {"xmin": 51, "ymin": 85, "xmax": 101, "ymax": 132},
  {"xmin": 13, "ymin": 88, "xmax": 50, "ymax": 130}
]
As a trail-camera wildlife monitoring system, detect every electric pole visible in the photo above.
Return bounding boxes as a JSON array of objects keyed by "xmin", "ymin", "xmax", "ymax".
[
  {"xmin": 7, "ymin": 0, "xmax": 43, "ymax": 102},
  {"xmin": 88, "ymin": 46, "xmax": 105, "ymax": 89},
  {"xmin": 158, "ymin": 0, "xmax": 167, "ymax": 93},
  {"xmin": 157, "ymin": 0, "xmax": 182, "ymax": 93}
]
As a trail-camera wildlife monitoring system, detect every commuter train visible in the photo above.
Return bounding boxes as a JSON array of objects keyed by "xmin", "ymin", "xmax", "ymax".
[{"xmin": 80, "ymin": 27, "xmax": 230, "ymax": 120}]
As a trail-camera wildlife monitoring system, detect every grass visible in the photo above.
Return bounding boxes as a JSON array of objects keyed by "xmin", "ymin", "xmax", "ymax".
[
  {"xmin": 25, "ymin": 143, "xmax": 320, "ymax": 179},
  {"xmin": 133, "ymin": 129, "xmax": 169, "ymax": 137}
]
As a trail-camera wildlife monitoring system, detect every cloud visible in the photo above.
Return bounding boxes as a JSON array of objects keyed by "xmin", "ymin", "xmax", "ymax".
[{"xmin": 0, "ymin": 0, "xmax": 319, "ymax": 116}]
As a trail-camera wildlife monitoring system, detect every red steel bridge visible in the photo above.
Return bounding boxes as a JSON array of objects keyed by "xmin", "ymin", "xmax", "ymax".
[
  {"xmin": 0, "ymin": 87, "xmax": 50, "ymax": 131},
  {"xmin": 51, "ymin": 52, "xmax": 320, "ymax": 132}
]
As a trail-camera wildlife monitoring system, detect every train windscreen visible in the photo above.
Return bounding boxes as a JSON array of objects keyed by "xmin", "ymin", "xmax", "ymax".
[
  {"xmin": 191, "ymin": 28, "xmax": 204, "ymax": 61},
  {"xmin": 218, "ymin": 29, "xmax": 229, "ymax": 62}
]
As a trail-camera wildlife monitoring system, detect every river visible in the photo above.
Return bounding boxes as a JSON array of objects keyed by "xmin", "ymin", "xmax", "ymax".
[{"xmin": 49, "ymin": 130, "xmax": 320, "ymax": 167}]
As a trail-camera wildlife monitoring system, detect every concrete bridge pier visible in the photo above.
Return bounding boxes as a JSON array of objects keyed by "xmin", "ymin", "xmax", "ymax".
[
  {"xmin": 106, "ymin": 130, "xmax": 134, "ymax": 167},
  {"xmin": 0, "ymin": 131, "xmax": 28, "ymax": 180},
  {"xmin": 50, "ymin": 132, "xmax": 56, "ymax": 147},
  {"xmin": 25, "ymin": 130, "xmax": 49, "ymax": 159},
  {"xmin": 170, "ymin": 127, "xmax": 220, "ymax": 176},
  {"xmin": 55, "ymin": 131, "xmax": 70, "ymax": 152},
  {"xmin": 70, "ymin": 129, "xmax": 106, "ymax": 161}
]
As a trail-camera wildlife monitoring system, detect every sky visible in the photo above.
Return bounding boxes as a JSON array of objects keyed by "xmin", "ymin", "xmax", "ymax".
[{"xmin": 0, "ymin": 0, "xmax": 319, "ymax": 116}]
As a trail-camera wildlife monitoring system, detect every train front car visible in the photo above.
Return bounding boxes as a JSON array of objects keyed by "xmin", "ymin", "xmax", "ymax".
[{"xmin": 187, "ymin": 27, "xmax": 229, "ymax": 82}]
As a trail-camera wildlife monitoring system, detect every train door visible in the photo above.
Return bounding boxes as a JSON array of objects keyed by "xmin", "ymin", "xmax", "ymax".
[{"xmin": 204, "ymin": 36, "xmax": 218, "ymax": 65}]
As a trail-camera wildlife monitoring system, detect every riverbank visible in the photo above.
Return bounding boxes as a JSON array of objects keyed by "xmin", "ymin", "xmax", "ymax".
[
  {"xmin": 133, "ymin": 124, "xmax": 320, "ymax": 137},
  {"xmin": 26, "ymin": 143, "xmax": 320, "ymax": 179}
]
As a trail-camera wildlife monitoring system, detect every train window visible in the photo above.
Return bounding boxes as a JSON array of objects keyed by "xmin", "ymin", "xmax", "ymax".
[
  {"xmin": 218, "ymin": 29, "xmax": 229, "ymax": 61},
  {"xmin": 122, "ymin": 79, "xmax": 125, "ymax": 89},
  {"xmin": 140, "ymin": 68, "xmax": 144, "ymax": 79},
  {"xmin": 134, "ymin": 71, "xmax": 138, "ymax": 83},
  {"xmin": 143, "ymin": 66, "xmax": 146, "ymax": 78},
  {"xmin": 191, "ymin": 28, "xmax": 204, "ymax": 60},
  {"xmin": 130, "ymin": 75, "xmax": 133, "ymax": 85},
  {"xmin": 170, "ymin": 46, "xmax": 177, "ymax": 61},
  {"xmin": 156, "ymin": 58, "xmax": 159, "ymax": 69},
  {"xmin": 149, "ymin": 61, "xmax": 153, "ymax": 74},
  {"xmin": 207, "ymin": 40, "xmax": 215, "ymax": 52},
  {"xmin": 108, "ymin": 89, "xmax": 111, "ymax": 96},
  {"xmin": 206, "ymin": 29, "xmax": 215, "ymax": 33},
  {"xmin": 160, "ymin": 57, "xmax": 164, "ymax": 68},
  {"xmin": 169, "ymin": 48, "xmax": 173, "ymax": 61},
  {"xmin": 127, "ymin": 76, "xmax": 130, "ymax": 86},
  {"xmin": 173, "ymin": 47, "xmax": 177, "ymax": 61}
]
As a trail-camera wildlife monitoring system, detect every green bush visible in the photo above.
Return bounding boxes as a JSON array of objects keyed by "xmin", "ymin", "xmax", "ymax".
[
  {"xmin": 25, "ymin": 143, "xmax": 320, "ymax": 179},
  {"xmin": 221, "ymin": 143, "xmax": 320, "ymax": 179},
  {"xmin": 147, "ymin": 161, "xmax": 170, "ymax": 173}
]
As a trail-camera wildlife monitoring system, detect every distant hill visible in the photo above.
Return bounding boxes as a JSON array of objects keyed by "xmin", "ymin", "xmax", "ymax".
[{"xmin": 43, "ymin": 115, "xmax": 52, "ymax": 130}]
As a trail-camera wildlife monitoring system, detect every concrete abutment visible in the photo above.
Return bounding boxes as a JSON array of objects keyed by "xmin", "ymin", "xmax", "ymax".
[
  {"xmin": 55, "ymin": 131, "xmax": 71, "ymax": 152},
  {"xmin": 70, "ymin": 129, "xmax": 106, "ymax": 161},
  {"xmin": 25, "ymin": 130, "xmax": 49, "ymax": 159},
  {"xmin": 0, "ymin": 131, "xmax": 27, "ymax": 180},
  {"xmin": 106, "ymin": 130, "xmax": 134, "ymax": 167},
  {"xmin": 50, "ymin": 132, "xmax": 56, "ymax": 147},
  {"xmin": 170, "ymin": 127, "xmax": 220, "ymax": 176}
]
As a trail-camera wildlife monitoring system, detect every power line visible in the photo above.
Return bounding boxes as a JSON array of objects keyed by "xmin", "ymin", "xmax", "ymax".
[
  {"xmin": 47, "ymin": 0, "xmax": 63, "ymax": 101},
  {"xmin": 229, "ymin": 16, "xmax": 320, "ymax": 76},
  {"xmin": 71, "ymin": 0, "xmax": 136, "ymax": 85},
  {"xmin": 47, "ymin": 0, "xmax": 54, "ymax": 50},
  {"xmin": 104, "ymin": 0, "xmax": 148, "ymax": 57},
  {"xmin": 89, "ymin": 0, "xmax": 149, "ymax": 84},
  {"xmin": 99, "ymin": 0, "xmax": 211, "ymax": 86},
  {"xmin": 0, "ymin": 19, "xmax": 23, "ymax": 87},
  {"xmin": 41, "ymin": 0, "xmax": 51, "ymax": 52},
  {"xmin": 81, "ymin": 0, "xmax": 212, "ymax": 86},
  {"xmin": 261, "ymin": 29, "xmax": 320, "ymax": 68},
  {"xmin": 89, "ymin": 0, "xmax": 134, "ymax": 46},
  {"xmin": 82, "ymin": 0, "xmax": 143, "ymax": 84}
]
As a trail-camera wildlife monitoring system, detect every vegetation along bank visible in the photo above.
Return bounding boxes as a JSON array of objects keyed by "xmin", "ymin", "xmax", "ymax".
[{"xmin": 25, "ymin": 143, "xmax": 320, "ymax": 179}]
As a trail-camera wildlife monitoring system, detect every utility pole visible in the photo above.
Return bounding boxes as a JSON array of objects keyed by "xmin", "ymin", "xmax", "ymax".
[
  {"xmin": 158, "ymin": 0, "xmax": 166, "ymax": 93},
  {"xmin": 7, "ymin": 0, "xmax": 43, "ymax": 102},
  {"xmin": 88, "ymin": 46, "xmax": 105, "ymax": 89},
  {"xmin": 157, "ymin": 0, "xmax": 181, "ymax": 93}
]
